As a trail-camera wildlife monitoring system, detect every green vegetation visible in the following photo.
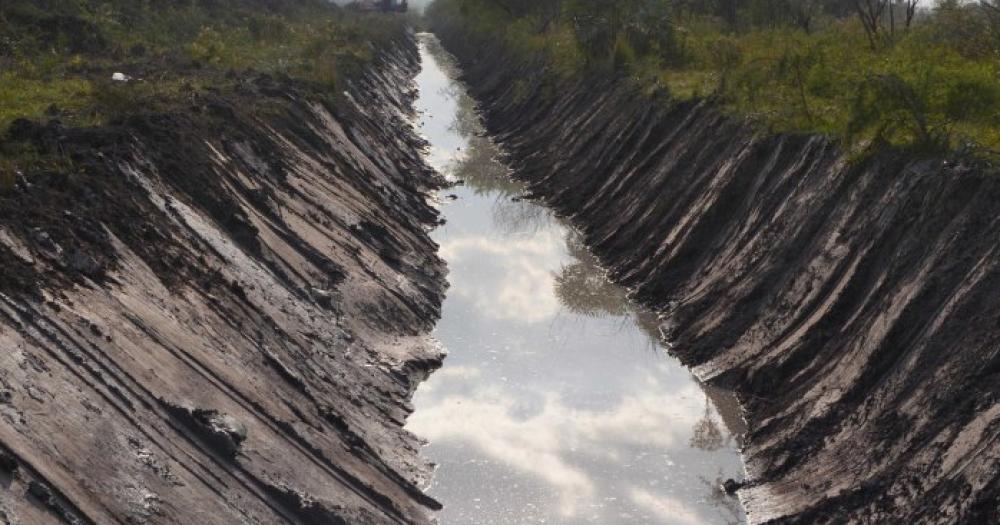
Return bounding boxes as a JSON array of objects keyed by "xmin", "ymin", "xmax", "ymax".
[
  {"xmin": 0, "ymin": 73, "xmax": 95, "ymax": 129},
  {"xmin": 0, "ymin": 0, "xmax": 409, "ymax": 130},
  {"xmin": 428, "ymin": 0, "xmax": 1000, "ymax": 156}
]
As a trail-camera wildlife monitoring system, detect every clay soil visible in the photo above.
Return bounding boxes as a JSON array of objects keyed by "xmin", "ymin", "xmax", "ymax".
[
  {"xmin": 0, "ymin": 33, "xmax": 447, "ymax": 525},
  {"xmin": 434, "ymin": 23, "xmax": 1000, "ymax": 525}
]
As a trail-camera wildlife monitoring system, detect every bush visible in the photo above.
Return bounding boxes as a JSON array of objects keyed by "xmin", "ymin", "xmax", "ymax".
[
  {"xmin": 613, "ymin": 35, "xmax": 637, "ymax": 69},
  {"xmin": 942, "ymin": 70, "xmax": 1000, "ymax": 125},
  {"xmin": 707, "ymin": 36, "xmax": 741, "ymax": 90},
  {"xmin": 429, "ymin": 0, "xmax": 1000, "ymax": 155},
  {"xmin": 930, "ymin": 0, "xmax": 1000, "ymax": 60},
  {"xmin": 0, "ymin": 0, "xmax": 408, "ymax": 129},
  {"xmin": 187, "ymin": 26, "xmax": 228, "ymax": 65},
  {"xmin": 301, "ymin": 38, "xmax": 342, "ymax": 89},
  {"xmin": 850, "ymin": 73, "xmax": 940, "ymax": 149},
  {"xmin": 248, "ymin": 16, "xmax": 290, "ymax": 43},
  {"xmin": 89, "ymin": 80, "xmax": 146, "ymax": 122},
  {"xmin": 567, "ymin": 0, "xmax": 619, "ymax": 63}
]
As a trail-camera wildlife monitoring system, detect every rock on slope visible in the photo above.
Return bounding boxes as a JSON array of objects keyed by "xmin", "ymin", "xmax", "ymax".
[
  {"xmin": 435, "ymin": 26, "xmax": 1000, "ymax": 524},
  {"xmin": 0, "ymin": 34, "xmax": 445, "ymax": 524}
]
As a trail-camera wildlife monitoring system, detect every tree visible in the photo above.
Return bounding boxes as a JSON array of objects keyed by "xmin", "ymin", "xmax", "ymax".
[
  {"xmin": 853, "ymin": 0, "xmax": 888, "ymax": 48},
  {"xmin": 789, "ymin": 0, "xmax": 822, "ymax": 32},
  {"xmin": 901, "ymin": 0, "xmax": 918, "ymax": 29},
  {"xmin": 715, "ymin": 0, "xmax": 743, "ymax": 29},
  {"xmin": 853, "ymin": 0, "xmax": 920, "ymax": 49},
  {"xmin": 981, "ymin": 0, "xmax": 1000, "ymax": 16},
  {"xmin": 475, "ymin": 0, "xmax": 562, "ymax": 19}
]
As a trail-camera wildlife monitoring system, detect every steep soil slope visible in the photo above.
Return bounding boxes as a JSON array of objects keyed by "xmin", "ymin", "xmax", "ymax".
[
  {"xmin": 0, "ymin": 34, "xmax": 446, "ymax": 524},
  {"xmin": 435, "ymin": 27, "xmax": 1000, "ymax": 524}
]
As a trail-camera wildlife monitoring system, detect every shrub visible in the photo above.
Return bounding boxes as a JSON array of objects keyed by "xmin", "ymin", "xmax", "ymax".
[
  {"xmin": 89, "ymin": 79, "xmax": 146, "ymax": 122},
  {"xmin": 942, "ymin": 69, "xmax": 1000, "ymax": 125},
  {"xmin": 187, "ymin": 26, "xmax": 228, "ymax": 65},
  {"xmin": 301, "ymin": 40, "xmax": 342, "ymax": 90},
  {"xmin": 429, "ymin": 0, "xmax": 1000, "ymax": 155},
  {"xmin": 613, "ymin": 35, "xmax": 637, "ymax": 70},
  {"xmin": 707, "ymin": 36, "xmax": 741, "ymax": 91},
  {"xmin": 567, "ymin": 0, "xmax": 619, "ymax": 64},
  {"xmin": 0, "ymin": 0, "xmax": 409, "ymax": 145},
  {"xmin": 248, "ymin": 16, "xmax": 290, "ymax": 43}
]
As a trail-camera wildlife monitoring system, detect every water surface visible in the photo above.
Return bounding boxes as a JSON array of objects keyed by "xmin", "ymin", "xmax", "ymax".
[{"xmin": 407, "ymin": 34, "xmax": 746, "ymax": 525}]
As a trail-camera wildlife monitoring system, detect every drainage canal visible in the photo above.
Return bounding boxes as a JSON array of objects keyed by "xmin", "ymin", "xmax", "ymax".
[{"xmin": 407, "ymin": 34, "xmax": 747, "ymax": 525}]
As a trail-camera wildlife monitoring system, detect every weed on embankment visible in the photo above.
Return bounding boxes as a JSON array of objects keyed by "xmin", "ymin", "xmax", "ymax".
[
  {"xmin": 0, "ymin": 0, "xmax": 413, "ymax": 183},
  {"xmin": 427, "ymin": 0, "xmax": 1000, "ymax": 160},
  {"xmin": 0, "ymin": 0, "xmax": 409, "ymax": 128}
]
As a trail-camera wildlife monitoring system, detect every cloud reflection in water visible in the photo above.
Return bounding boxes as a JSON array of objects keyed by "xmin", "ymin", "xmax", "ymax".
[
  {"xmin": 409, "ymin": 34, "xmax": 745, "ymax": 525},
  {"xmin": 439, "ymin": 229, "xmax": 565, "ymax": 323},
  {"xmin": 408, "ymin": 371, "xmax": 708, "ymax": 517}
]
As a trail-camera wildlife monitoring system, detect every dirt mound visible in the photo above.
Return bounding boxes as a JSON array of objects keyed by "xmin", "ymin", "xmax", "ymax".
[
  {"xmin": 0, "ymin": 34, "xmax": 446, "ymax": 524},
  {"xmin": 435, "ymin": 24, "xmax": 1000, "ymax": 524}
]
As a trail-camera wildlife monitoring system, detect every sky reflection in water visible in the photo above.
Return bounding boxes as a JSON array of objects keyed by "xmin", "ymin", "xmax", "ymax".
[{"xmin": 407, "ymin": 34, "xmax": 746, "ymax": 525}]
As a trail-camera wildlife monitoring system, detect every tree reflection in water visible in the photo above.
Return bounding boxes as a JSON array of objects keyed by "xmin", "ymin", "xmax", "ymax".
[
  {"xmin": 554, "ymin": 232, "xmax": 631, "ymax": 318},
  {"xmin": 439, "ymin": 58, "xmax": 550, "ymax": 235},
  {"xmin": 424, "ymin": 33, "xmax": 746, "ymax": 522},
  {"xmin": 691, "ymin": 399, "xmax": 725, "ymax": 451},
  {"xmin": 451, "ymin": 132, "xmax": 745, "ymax": 517}
]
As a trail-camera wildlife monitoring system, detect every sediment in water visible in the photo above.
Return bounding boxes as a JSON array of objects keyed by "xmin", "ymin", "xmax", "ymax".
[
  {"xmin": 433, "ymin": 23, "xmax": 1000, "ymax": 524},
  {"xmin": 0, "ymin": 33, "xmax": 445, "ymax": 524}
]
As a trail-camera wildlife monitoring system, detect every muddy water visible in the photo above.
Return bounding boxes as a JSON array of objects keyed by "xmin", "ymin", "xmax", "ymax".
[{"xmin": 407, "ymin": 34, "xmax": 746, "ymax": 525}]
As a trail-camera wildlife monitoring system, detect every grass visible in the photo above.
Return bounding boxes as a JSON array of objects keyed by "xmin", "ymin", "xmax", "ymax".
[
  {"xmin": 0, "ymin": 0, "xmax": 415, "ymax": 183},
  {"xmin": 677, "ymin": 21, "xmax": 1000, "ymax": 151},
  {"xmin": 0, "ymin": 1, "xmax": 409, "ymax": 131},
  {"xmin": 428, "ymin": 0, "xmax": 1000, "ymax": 158},
  {"xmin": 0, "ymin": 73, "xmax": 96, "ymax": 129}
]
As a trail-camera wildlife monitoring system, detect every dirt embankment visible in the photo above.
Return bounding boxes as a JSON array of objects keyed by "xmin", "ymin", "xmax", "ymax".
[
  {"xmin": 0, "ymin": 33, "xmax": 446, "ymax": 524},
  {"xmin": 434, "ymin": 25, "xmax": 1000, "ymax": 524}
]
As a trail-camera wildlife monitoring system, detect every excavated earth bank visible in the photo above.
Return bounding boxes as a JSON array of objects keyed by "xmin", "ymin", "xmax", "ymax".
[
  {"xmin": 433, "ymin": 25, "xmax": 1000, "ymax": 524},
  {"xmin": 0, "ymin": 33, "xmax": 446, "ymax": 524}
]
